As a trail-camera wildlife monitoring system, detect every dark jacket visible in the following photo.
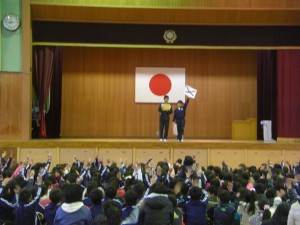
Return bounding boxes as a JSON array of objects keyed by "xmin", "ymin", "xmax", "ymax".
[
  {"xmin": 173, "ymin": 98, "xmax": 189, "ymax": 121},
  {"xmin": 158, "ymin": 103, "xmax": 172, "ymax": 121},
  {"xmin": 184, "ymin": 190, "xmax": 208, "ymax": 225},
  {"xmin": 15, "ymin": 187, "xmax": 42, "ymax": 225},
  {"xmin": 140, "ymin": 193, "xmax": 174, "ymax": 225},
  {"xmin": 213, "ymin": 203, "xmax": 236, "ymax": 225},
  {"xmin": 44, "ymin": 202, "xmax": 60, "ymax": 225}
]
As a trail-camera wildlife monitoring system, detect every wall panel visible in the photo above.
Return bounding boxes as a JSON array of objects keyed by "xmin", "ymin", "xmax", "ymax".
[
  {"xmin": 19, "ymin": 148, "xmax": 58, "ymax": 169},
  {"xmin": 61, "ymin": 48, "xmax": 257, "ymax": 138},
  {"xmin": 210, "ymin": 149, "xmax": 245, "ymax": 169},
  {"xmin": 135, "ymin": 148, "xmax": 170, "ymax": 167},
  {"xmin": 59, "ymin": 148, "xmax": 97, "ymax": 164},
  {"xmin": 98, "ymin": 148, "xmax": 133, "ymax": 166},
  {"xmin": 0, "ymin": 73, "xmax": 21, "ymax": 139},
  {"xmin": 247, "ymin": 149, "xmax": 283, "ymax": 167}
]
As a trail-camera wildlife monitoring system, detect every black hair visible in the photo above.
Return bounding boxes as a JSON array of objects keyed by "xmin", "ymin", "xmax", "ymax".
[
  {"xmin": 272, "ymin": 202, "xmax": 291, "ymax": 223},
  {"xmin": 265, "ymin": 188, "xmax": 276, "ymax": 199},
  {"xmin": 86, "ymin": 180, "xmax": 99, "ymax": 195},
  {"xmin": 254, "ymin": 183, "xmax": 266, "ymax": 195},
  {"xmin": 183, "ymin": 156, "xmax": 194, "ymax": 167},
  {"xmin": 124, "ymin": 189, "xmax": 138, "ymax": 206},
  {"xmin": 49, "ymin": 188, "xmax": 63, "ymax": 204},
  {"xmin": 105, "ymin": 206, "xmax": 122, "ymax": 225},
  {"xmin": 189, "ymin": 186, "xmax": 202, "ymax": 201},
  {"xmin": 132, "ymin": 182, "xmax": 146, "ymax": 200},
  {"xmin": 19, "ymin": 188, "xmax": 32, "ymax": 204},
  {"xmin": 258, "ymin": 198, "xmax": 271, "ymax": 222},
  {"xmin": 105, "ymin": 185, "xmax": 117, "ymax": 199},
  {"xmin": 237, "ymin": 187, "xmax": 249, "ymax": 202},
  {"xmin": 1, "ymin": 180, "xmax": 17, "ymax": 201},
  {"xmin": 245, "ymin": 190, "xmax": 257, "ymax": 215},
  {"xmin": 164, "ymin": 95, "xmax": 169, "ymax": 99},
  {"xmin": 63, "ymin": 184, "xmax": 83, "ymax": 203},
  {"xmin": 89, "ymin": 188, "xmax": 103, "ymax": 205},
  {"xmin": 217, "ymin": 189, "xmax": 231, "ymax": 204},
  {"xmin": 207, "ymin": 185, "xmax": 219, "ymax": 196},
  {"xmin": 66, "ymin": 173, "xmax": 79, "ymax": 184},
  {"xmin": 150, "ymin": 183, "xmax": 168, "ymax": 194},
  {"xmin": 177, "ymin": 100, "xmax": 183, "ymax": 104}
]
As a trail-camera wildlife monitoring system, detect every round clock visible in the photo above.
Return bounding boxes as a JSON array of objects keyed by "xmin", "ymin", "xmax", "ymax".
[{"xmin": 2, "ymin": 14, "xmax": 20, "ymax": 31}]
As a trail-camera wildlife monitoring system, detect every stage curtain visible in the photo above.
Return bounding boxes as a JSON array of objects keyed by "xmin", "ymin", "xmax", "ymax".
[
  {"xmin": 45, "ymin": 47, "xmax": 63, "ymax": 138},
  {"xmin": 32, "ymin": 46, "xmax": 56, "ymax": 138},
  {"xmin": 277, "ymin": 50, "xmax": 300, "ymax": 138},
  {"xmin": 257, "ymin": 50, "xmax": 277, "ymax": 140}
]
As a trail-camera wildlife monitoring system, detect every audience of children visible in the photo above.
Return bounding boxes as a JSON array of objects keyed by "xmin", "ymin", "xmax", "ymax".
[{"xmin": 0, "ymin": 151, "xmax": 299, "ymax": 225}]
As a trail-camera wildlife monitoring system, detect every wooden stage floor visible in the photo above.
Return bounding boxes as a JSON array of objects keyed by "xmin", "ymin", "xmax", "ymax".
[{"xmin": 0, "ymin": 138, "xmax": 299, "ymax": 150}]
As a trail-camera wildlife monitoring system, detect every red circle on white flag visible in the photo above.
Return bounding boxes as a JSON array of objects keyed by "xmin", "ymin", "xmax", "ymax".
[{"xmin": 149, "ymin": 73, "xmax": 172, "ymax": 96}]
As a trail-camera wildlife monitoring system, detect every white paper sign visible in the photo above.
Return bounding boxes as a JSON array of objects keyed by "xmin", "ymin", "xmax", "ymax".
[{"xmin": 185, "ymin": 85, "xmax": 197, "ymax": 99}]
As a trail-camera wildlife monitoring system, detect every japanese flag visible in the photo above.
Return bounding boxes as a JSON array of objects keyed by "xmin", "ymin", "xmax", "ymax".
[{"xmin": 135, "ymin": 67, "xmax": 185, "ymax": 103}]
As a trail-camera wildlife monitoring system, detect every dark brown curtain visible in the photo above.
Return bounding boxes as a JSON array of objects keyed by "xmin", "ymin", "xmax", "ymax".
[
  {"xmin": 257, "ymin": 50, "xmax": 277, "ymax": 140},
  {"xmin": 45, "ymin": 47, "xmax": 63, "ymax": 138},
  {"xmin": 277, "ymin": 50, "xmax": 300, "ymax": 138},
  {"xmin": 32, "ymin": 46, "xmax": 56, "ymax": 138}
]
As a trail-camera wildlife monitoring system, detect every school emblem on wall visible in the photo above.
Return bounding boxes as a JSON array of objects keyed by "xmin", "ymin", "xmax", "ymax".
[{"xmin": 163, "ymin": 30, "xmax": 177, "ymax": 44}]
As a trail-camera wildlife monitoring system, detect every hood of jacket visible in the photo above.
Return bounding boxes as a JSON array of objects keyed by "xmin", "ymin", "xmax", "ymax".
[{"xmin": 144, "ymin": 193, "xmax": 170, "ymax": 210}]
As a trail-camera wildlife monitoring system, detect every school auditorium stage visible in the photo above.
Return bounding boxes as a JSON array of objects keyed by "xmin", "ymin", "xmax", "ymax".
[{"xmin": 0, "ymin": 138, "xmax": 299, "ymax": 170}]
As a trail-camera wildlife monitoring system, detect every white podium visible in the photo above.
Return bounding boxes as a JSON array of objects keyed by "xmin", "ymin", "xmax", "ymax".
[{"xmin": 261, "ymin": 120, "xmax": 272, "ymax": 141}]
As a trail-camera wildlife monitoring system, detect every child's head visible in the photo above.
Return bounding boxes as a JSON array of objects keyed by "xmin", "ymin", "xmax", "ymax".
[
  {"xmin": 217, "ymin": 189, "xmax": 231, "ymax": 204},
  {"xmin": 89, "ymin": 188, "xmax": 103, "ymax": 205},
  {"xmin": 19, "ymin": 188, "xmax": 32, "ymax": 204},
  {"xmin": 49, "ymin": 188, "xmax": 63, "ymax": 204},
  {"xmin": 63, "ymin": 184, "xmax": 82, "ymax": 203},
  {"xmin": 164, "ymin": 95, "xmax": 169, "ymax": 103},
  {"xmin": 177, "ymin": 100, "xmax": 183, "ymax": 107},
  {"xmin": 105, "ymin": 185, "xmax": 117, "ymax": 199},
  {"xmin": 207, "ymin": 185, "xmax": 219, "ymax": 197},
  {"xmin": 189, "ymin": 186, "xmax": 202, "ymax": 201},
  {"xmin": 124, "ymin": 190, "xmax": 138, "ymax": 206}
]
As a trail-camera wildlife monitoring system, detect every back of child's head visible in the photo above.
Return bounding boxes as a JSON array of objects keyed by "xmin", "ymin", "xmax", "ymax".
[
  {"xmin": 105, "ymin": 185, "xmax": 117, "ymax": 199},
  {"xmin": 89, "ymin": 188, "xmax": 103, "ymax": 205},
  {"xmin": 19, "ymin": 188, "xmax": 32, "ymax": 204},
  {"xmin": 217, "ymin": 189, "xmax": 230, "ymax": 204},
  {"xmin": 265, "ymin": 187, "xmax": 276, "ymax": 199},
  {"xmin": 208, "ymin": 185, "xmax": 219, "ymax": 197},
  {"xmin": 105, "ymin": 205, "xmax": 122, "ymax": 225},
  {"xmin": 168, "ymin": 194, "xmax": 177, "ymax": 208},
  {"xmin": 87, "ymin": 180, "xmax": 99, "ymax": 195},
  {"xmin": 189, "ymin": 186, "xmax": 202, "ymax": 201},
  {"xmin": 150, "ymin": 183, "xmax": 168, "ymax": 194},
  {"xmin": 124, "ymin": 189, "xmax": 138, "ymax": 206},
  {"xmin": 63, "ymin": 184, "xmax": 82, "ymax": 203},
  {"xmin": 132, "ymin": 182, "xmax": 146, "ymax": 200},
  {"xmin": 49, "ymin": 188, "xmax": 63, "ymax": 204},
  {"xmin": 66, "ymin": 173, "xmax": 78, "ymax": 184}
]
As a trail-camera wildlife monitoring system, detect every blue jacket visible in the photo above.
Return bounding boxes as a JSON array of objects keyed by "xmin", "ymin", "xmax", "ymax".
[
  {"xmin": 44, "ymin": 202, "xmax": 60, "ymax": 225},
  {"xmin": 90, "ymin": 203, "xmax": 104, "ymax": 219},
  {"xmin": 54, "ymin": 202, "xmax": 94, "ymax": 225},
  {"xmin": 184, "ymin": 190, "xmax": 208, "ymax": 225},
  {"xmin": 173, "ymin": 98, "xmax": 189, "ymax": 122},
  {"xmin": 15, "ymin": 187, "xmax": 42, "ymax": 225}
]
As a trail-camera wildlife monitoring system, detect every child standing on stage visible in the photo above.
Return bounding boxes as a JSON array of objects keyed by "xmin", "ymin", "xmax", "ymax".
[
  {"xmin": 173, "ymin": 97, "xmax": 189, "ymax": 142},
  {"xmin": 158, "ymin": 95, "xmax": 172, "ymax": 142}
]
